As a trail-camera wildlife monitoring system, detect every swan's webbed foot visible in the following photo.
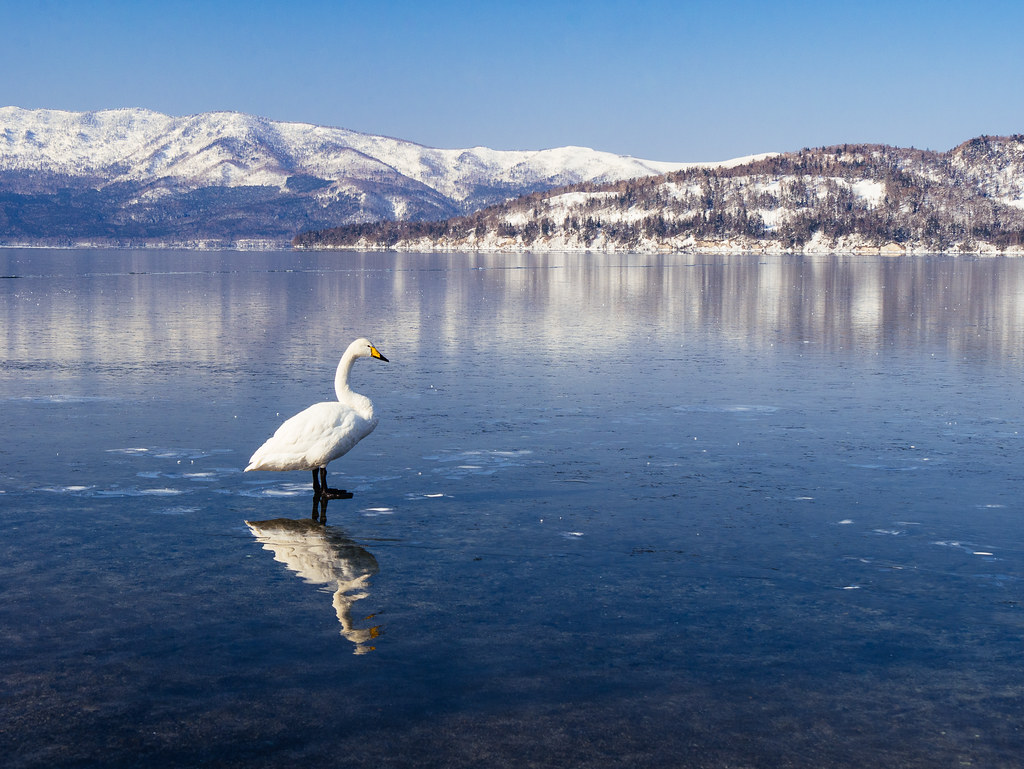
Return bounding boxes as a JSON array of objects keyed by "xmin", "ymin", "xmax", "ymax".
[
  {"xmin": 312, "ymin": 468, "xmax": 351, "ymax": 499},
  {"xmin": 323, "ymin": 487, "xmax": 353, "ymax": 500}
]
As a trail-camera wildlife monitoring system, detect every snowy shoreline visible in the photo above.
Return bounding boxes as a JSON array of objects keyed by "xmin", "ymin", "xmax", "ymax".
[
  {"xmin": 3, "ymin": 240, "xmax": 1021, "ymax": 256},
  {"xmin": 295, "ymin": 236, "xmax": 1024, "ymax": 258}
]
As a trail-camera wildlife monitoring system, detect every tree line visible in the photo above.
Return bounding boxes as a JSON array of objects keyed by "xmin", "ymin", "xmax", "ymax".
[{"xmin": 294, "ymin": 137, "xmax": 1024, "ymax": 252}]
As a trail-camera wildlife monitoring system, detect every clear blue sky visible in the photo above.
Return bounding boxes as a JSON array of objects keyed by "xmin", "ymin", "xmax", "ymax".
[{"xmin": 2, "ymin": 0, "xmax": 1022, "ymax": 161}]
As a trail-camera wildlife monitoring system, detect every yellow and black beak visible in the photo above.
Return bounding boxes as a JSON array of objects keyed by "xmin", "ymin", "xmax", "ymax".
[{"xmin": 370, "ymin": 345, "xmax": 389, "ymax": 362}]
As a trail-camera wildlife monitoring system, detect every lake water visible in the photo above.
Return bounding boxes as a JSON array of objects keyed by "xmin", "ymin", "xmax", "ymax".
[{"xmin": 2, "ymin": 249, "xmax": 1023, "ymax": 768}]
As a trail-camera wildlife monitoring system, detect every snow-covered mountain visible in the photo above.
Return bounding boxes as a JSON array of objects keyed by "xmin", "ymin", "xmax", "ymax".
[
  {"xmin": 0, "ymin": 107, "xmax": 723, "ymax": 247},
  {"xmin": 298, "ymin": 137, "xmax": 1024, "ymax": 256}
]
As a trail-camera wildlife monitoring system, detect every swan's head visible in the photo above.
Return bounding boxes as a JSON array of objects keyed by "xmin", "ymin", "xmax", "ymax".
[{"xmin": 349, "ymin": 337, "xmax": 389, "ymax": 363}]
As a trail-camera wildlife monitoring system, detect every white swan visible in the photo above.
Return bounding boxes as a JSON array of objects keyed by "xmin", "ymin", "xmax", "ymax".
[{"xmin": 245, "ymin": 338, "xmax": 389, "ymax": 496}]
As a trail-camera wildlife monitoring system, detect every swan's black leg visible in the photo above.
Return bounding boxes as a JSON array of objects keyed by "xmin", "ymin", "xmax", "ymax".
[{"xmin": 313, "ymin": 466, "xmax": 350, "ymax": 499}]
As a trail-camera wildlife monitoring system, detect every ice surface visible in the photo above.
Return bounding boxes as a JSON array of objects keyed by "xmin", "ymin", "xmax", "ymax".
[{"xmin": 4, "ymin": 250, "xmax": 1024, "ymax": 768}]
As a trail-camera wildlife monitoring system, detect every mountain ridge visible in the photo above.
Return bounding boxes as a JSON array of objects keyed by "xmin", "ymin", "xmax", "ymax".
[
  {"xmin": 0, "ymin": 107, "xmax": 724, "ymax": 247},
  {"xmin": 294, "ymin": 136, "xmax": 1024, "ymax": 256}
]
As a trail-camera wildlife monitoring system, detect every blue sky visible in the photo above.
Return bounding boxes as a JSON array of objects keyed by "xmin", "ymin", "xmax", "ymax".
[{"xmin": 2, "ymin": 0, "xmax": 1022, "ymax": 161}]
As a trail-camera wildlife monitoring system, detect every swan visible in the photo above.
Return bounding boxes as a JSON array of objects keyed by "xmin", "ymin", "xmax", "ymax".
[{"xmin": 245, "ymin": 338, "xmax": 389, "ymax": 496}]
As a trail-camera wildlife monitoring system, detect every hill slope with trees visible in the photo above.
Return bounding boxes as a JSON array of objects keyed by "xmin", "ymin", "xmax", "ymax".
[{"xmin": 295, "ymin": 136, "xmax": 1024, "ymax": 255}]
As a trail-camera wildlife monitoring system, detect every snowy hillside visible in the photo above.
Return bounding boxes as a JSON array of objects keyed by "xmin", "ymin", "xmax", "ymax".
[
  {"xmin": 0, "ymin": 107, "xmax": 719, "ymax": 246},
  {"xmin": 297, "ymin": 137, "xmax": 1024, "ymax": 256}
]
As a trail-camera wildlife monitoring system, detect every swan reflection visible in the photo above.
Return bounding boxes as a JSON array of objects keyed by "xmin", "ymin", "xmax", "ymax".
[{"xmin": 245, "ymin": 513, "xmax": 382, "ymax": 654}]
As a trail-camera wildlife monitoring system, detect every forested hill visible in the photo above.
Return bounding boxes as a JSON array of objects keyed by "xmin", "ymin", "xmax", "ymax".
[{"xmin": 294, "ymin": 136, "xmax": 1024, "ymax": 255}]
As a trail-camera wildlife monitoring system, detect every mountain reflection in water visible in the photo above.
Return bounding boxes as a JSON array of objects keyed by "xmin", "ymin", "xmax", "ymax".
[
  {"xmin": 245, "ymin": 515, "xmax": 381, "ymax": 654},
  {"xmin": 6, "ymin": 251, "xmax": 1024, "ymax": 374}
]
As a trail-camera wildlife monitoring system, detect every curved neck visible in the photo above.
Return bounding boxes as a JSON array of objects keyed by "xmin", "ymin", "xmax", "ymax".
[{"xmin": 334, "ymin": 351, "xmax": 357, "ymax": 400}]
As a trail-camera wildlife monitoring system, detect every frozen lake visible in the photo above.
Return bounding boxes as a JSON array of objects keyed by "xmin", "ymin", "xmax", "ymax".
[{"xmin": 2, "ymin": 249, "xmax": 1023, "ymax": 768}]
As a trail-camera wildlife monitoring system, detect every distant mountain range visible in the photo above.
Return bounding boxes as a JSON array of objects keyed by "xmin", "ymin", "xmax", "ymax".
[
  {"xmin": 297, "ymin": 136, "xmax": 1024, "ymax": 256},
  {"xmin": 0, "ymin": 107, "xmax": 734, "ymax": 248},
  {"xmin": 6, "ymin": 108, "xmax": 1022, "ymax": 255}
]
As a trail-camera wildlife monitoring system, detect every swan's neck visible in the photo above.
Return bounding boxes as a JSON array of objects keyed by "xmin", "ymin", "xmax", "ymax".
[
  {"xmin": 334, "ymin": 352, "xmax": 356, "ymax": 400},
  {"xmin": 334, "ymin": 353, "xmax": 375, "ymax": 419}
]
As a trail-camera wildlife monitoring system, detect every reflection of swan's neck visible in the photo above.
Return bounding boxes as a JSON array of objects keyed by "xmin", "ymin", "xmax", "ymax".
[{"xmin": 333, "ymin": 585, "xmax": 381, "ymax": 654}]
